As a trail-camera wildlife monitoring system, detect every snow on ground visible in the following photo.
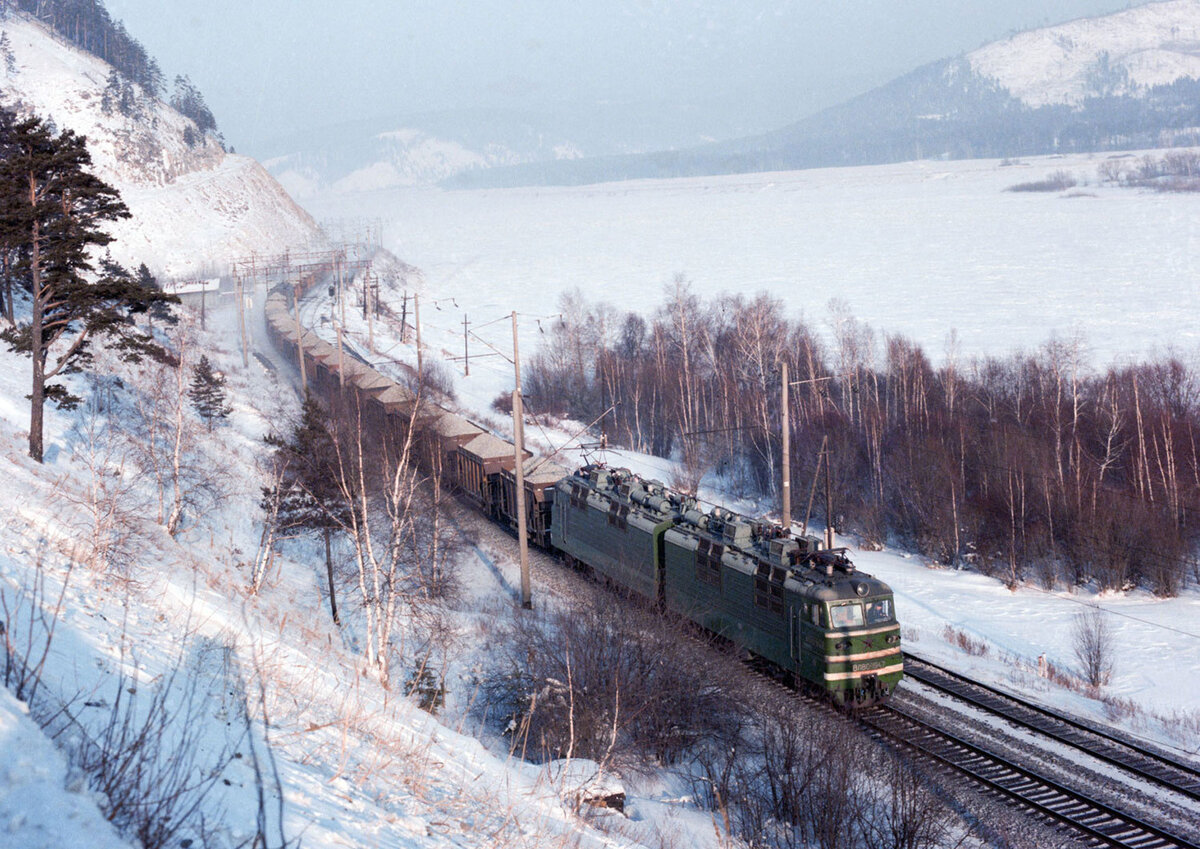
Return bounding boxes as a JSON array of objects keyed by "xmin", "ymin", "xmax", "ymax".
[
  {"xmin": 301, "ymin": 152, "xmax": 1200, "ymax": 762},
  {"xmin": 0, "ymin": 688, "xmax": 131, "ymax": 849},
  {"xmin": 308, "ymin": 150, "xmax": 1200, "ymax": 371},
  {"xmin": 1, "ymin": 297, "xmax": 717, "ymax": 849}
]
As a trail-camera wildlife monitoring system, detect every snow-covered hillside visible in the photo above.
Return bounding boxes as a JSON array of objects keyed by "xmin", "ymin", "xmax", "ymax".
[
  {"xmin": 270, "ymin": 129, "xmax": 518, "ymax": 198},
  {"xmin": 969, "ymin": 0, "xmax": 1200, "ymax": 106},
  {"xmin": 267, "ymin": 124, "xmax": 584, "ymax": 197},
  {"xmin": 0, "ymin": 11, "xmax": 325, "ymax": 276}
]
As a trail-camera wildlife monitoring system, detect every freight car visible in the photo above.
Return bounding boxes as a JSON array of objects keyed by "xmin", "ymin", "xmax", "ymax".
[{"xmin": 263, "ymin": 275, "xmax": 902, "ymax": 706}]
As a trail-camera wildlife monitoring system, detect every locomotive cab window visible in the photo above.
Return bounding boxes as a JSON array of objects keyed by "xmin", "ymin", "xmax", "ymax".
[
  {"xmin": 829, "ymin": 602, "xmax": 864, "ymax": 629},
  {"xmin": 865, "ymin": 598, "xmax": 893, "ymax": 625},
  {"xmin": 808, "ymin": 603, "xmax": 826, "ymax": 627}
]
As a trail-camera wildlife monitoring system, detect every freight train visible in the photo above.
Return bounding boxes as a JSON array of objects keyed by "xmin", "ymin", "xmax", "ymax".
[{"xmin": 263, "ymin": 276, "xmax": 902, "ymax": 706}]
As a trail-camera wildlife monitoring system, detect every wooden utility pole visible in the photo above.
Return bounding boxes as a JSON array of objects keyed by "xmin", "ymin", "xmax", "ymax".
[
  {"xmin": 236, "ymin": 274, "xmax": 248, "ymax": 367},
  {"xmin": 513, "ymin": 311, "xmax": 531, "ymax": 609},
  {"xmin": 367, "ymin": 275, "xmax": 375, "ymax": 354},
  {"xmin": 781, "ymin": 360, "xmax": 790, "ymax": 535},
  {"xmin": 292, "ymin": 284, "xmax": 307, "ymax": 391},
  {"xmin": 336, "ymin": 324, "xmax": 345, "ymax": 391},
  {"xmin": 414, "ymin": 293, "xmax": 423, "ymax": 375},
  {"xmin": 400, "ymin": 291, "xmax": 408, "ymax": 342},
  {"xmin": 463, "ymin": 314, "xmax": 470, "ymax": 376}
]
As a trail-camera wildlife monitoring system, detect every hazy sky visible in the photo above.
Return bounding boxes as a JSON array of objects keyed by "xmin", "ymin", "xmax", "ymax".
[{"xmin": 102, "ymin": 0, "xmax": 1139, "ymax": 155}]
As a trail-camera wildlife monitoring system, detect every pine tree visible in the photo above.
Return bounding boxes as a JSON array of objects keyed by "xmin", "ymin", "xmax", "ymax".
[
  {"xmin": 263, "ymin": 397, "xmax": 352, "ymax": 623},
  {"xmin": 170, "ymin": 74, "xmax": 217, "ymax": 137},
  {"xmin": 0, "ymin": 108, "xmax": 19, "ymax": 324},
  {"xmin": 0, "ymin": 109, "xmax": 177, "ymax": 461},
  {"xmin": 100, "ymin": 69, "xmax": 120, "ymax": 116},
  {"xmin": 0, "ymin": 31, "xmax": 16, "ymax": 78},
  {"xmin": 188, "ymin": 354, "xmax": 231, "ymax": 430},
  {"xmin": 137, "ymin": 263, "xmax": 175, "ymax": 327}
]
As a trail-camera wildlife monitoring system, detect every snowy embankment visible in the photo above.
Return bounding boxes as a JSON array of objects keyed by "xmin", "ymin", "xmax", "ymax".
[
  {"xmin": 0, "ymin": 303, "xmax": 686, "ymax": 848},
  {"xmin": 0, "ymin": 689, "xmax": 129, "ymax": 849},
  {"xmin": 302, "ymin": 150, "xmax": 1200, "ymax": 758}
]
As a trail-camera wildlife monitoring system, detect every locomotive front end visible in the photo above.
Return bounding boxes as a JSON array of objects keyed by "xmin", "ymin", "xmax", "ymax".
[{"xmin": 795, "ymin": 552, "xmax": 903, "ymax": 706}]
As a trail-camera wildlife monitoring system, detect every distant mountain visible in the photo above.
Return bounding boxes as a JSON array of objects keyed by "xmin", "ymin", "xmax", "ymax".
[
  {"xmin": 262, "ymin": 102, "xmax": 778, "ymax": 196},
  {"xmin": 447, "ymin": 0, "xmax": 1200, "ymax": 188},
  {"xmin": 0, "ymin": 9, "xmax": 324, "ymax": 277}
]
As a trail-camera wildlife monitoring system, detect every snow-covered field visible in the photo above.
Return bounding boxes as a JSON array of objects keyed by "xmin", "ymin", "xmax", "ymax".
[{"xmin": 311, "ymin": 151, "xmax": 1200, "ymax": 370}]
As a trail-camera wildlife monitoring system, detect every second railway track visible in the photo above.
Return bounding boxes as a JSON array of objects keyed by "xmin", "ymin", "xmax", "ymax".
[
  {"xmin": 862, "ymin": 653, "xmax": 1200, "ymax": 848},
  {"xmin": 903, "ymin": 653, "xmax": 1200, "ymax": 803}
]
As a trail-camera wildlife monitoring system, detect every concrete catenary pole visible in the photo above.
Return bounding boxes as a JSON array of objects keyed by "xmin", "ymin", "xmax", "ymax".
[
  {"xmin": 781, "ymin": 360, "xmax": 790, "ymax": 535},
  {"xmin": 293, "ymin": 283, "xmax": 307, "ymax": 391},
  {"xmin": 513, "ymin": 311, "xmax": 531, "ymax": 609}
]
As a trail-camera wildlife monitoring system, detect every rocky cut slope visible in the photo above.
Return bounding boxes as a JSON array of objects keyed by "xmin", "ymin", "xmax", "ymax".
[{"xmin": 0, "ymin": 10, "xmax": 326, "ymax": 277}]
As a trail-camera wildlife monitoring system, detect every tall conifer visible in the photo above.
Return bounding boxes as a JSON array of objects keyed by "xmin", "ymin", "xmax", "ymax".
[
  {"xmin": 0, "ymin": 109, "xmax": 176, "ymax": 461},
  {"xmin": 263, "ymin": 397, "xmax": 351, "ymax": 623},
  {"xmin": 188, "ymin": 354, "xmax": 231, "ymax": 430}
]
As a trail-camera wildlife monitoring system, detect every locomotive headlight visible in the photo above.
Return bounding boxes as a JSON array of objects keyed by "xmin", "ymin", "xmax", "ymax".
[
  {"xmin": 835, "ymin": 640, "xmax": 851, "ymax": 650},
  {"xmin": 855, "ymin": 582, "xmax": 868, "ymax": 596}
]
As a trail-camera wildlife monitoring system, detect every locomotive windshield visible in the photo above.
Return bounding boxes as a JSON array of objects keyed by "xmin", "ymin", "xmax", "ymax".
[
  {"xmin": 829, "ymin": 602, "xmax": 864, "ymax": 628},
  {"xmin": 865, "ymin": 598, "xmax": 893, "ymax": 625}
]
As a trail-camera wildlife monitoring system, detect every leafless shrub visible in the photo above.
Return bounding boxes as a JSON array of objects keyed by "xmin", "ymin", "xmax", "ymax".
[
  {"xmin": 1073, "ymin": 608, "xmax": 1114, "ymax": 688},
  {"xmin": 690, "ymin": 697, "xmax": 957, "ymax": 849},
  {"xmin": 942, "ymin": 624, "xmax": 989, "ymax": 657},
  {"xmin": 1096, "ymin": 158, "xmax": 1128, "ymax": 183},
  {"xmin": 61, "ymin": 400, "xmax": 150, "ymax": 580},
  {"xmin": 404, "ymin": 357, "xmax": 457, "ymax": 405},
  {"xmin": 859, "ymin": 757, "xmax": 956, "ymax": 849},
  {"xmin": 50, "ymin": 652, "xmax": 235, "ymax": 849},
  {"xmin": 1005, "ymin": 170, "xmax": 1077, "ymax": 192},
  {"xmin": 480, "ymin": 594, "xmax": 741, "ymax": 769},
  {"xmin": 0, "ymin": 549, "xmax": 73, "ymax": 705},
  {"xmin": 491, "ymin": 391, "xmax": 513, "ymax": 415},
  {"xmin": 1043, "ymin": 657, "xmax": 1083, "ymax": 691},
  {"xmin": 1101, "ymin": 693, "xmax": 1138, "ymax": 723}
]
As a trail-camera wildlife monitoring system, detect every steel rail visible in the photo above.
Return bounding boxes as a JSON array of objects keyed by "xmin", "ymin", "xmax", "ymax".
[
  {"xmin": 863, "ymin": 703, "xmax": 1200, "ymax": 849},
  {"xmin": 903, "ymin": 653, "xmax": 1200, "ymax": 801}
]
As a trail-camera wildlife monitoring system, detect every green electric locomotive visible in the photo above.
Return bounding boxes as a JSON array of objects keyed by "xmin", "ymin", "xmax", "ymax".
[{"xmin": 550, "ymin": 464, "xmax": 902, "ymax": 705}]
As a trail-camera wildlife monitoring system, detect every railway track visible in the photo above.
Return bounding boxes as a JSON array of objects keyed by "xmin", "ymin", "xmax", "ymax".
[
  {"xmin": 857, "ymin": 655, "xmax": 1200, "ymax": 849},
  {"xmin": 860, "ymin": 702, "xmax": 1200, "ymax": 849},
  {"xmin": 496, "ymin": 517, "xmax": 1200, "ymax": 848},
  {"xmin": 903, "ymin": 654, "xmax": 1200, "ymax": 803}
]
